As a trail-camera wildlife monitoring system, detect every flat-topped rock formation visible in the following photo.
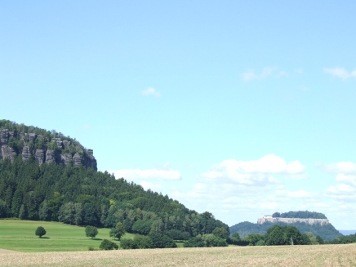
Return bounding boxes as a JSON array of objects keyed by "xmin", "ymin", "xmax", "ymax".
[{"xmin": 257, "ymin": 215, "xmax": 330, "ymax": 226}]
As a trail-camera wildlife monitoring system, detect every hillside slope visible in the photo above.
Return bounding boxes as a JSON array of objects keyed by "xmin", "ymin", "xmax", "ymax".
[{"xmin": 0, "ymin": 119, "xmax": 228, "ymax": 240}]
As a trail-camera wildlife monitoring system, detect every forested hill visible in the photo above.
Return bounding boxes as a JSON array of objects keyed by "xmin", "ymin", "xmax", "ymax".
[
  {"xmin": 230, "ymin": 211, "xmax": 341, "ymax": 241},
  {"xmin": 0, "ymin": 120, "xmax": 228, "ymax": 240}
]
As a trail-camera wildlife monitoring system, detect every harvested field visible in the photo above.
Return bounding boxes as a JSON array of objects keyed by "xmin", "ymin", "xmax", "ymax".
[{"xmin": 0, "ymin": 244, "xmax": 355, "ymax": 267}]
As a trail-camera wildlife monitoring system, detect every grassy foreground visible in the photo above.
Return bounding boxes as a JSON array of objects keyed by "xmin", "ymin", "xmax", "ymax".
[
  {"xmin": 0, "ymin": 244, "xmax": 355, "ymax": 266},
  {"xmin": 0, "ymin": 219, "xmax": 135, "ymax": 252}
]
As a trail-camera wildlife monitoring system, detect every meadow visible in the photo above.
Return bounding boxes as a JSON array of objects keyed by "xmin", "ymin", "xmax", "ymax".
[{"xmin": 0, "ymin": 219, "xmax": 135, "ymax": 252}]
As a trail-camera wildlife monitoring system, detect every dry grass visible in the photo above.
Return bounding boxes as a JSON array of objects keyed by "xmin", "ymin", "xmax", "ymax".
[{"xmin": 0, "ymin": 244, "xmax": 355, "ymax": 267}]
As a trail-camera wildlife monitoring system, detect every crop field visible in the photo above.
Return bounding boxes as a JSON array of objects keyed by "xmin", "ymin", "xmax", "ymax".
[
  {"xmin": 0, "ymin": 219, "xmax": 355, "ymax": 266},
  {"xmin": 0, "ymin": 244, "xmax": 355, "ymax": 266},
  {"xmin": 0, "ymin": 219, "xmax": 136, "ymax": 252}
]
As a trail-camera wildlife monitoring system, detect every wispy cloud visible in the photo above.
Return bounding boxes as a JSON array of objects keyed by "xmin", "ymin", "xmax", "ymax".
[
  {"xmin": 141, "ymin": 87, "xmax": 161, "ymax": 97},
  {"xmin": 324, "ymin": 67, "xmax": 356, "ymax": 80},
  {"xmin": 324, "ymin": 161, "xmax": 356, "ymax": 200},
  {"xmin": 241, "ymin": 67, "xmax": 288, "ymax": 82}
]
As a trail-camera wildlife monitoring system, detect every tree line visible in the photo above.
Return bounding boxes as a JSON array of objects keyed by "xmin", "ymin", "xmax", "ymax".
[{"xmin": 0, "ymin": 157, "xmax": 228, "ymax": 245}]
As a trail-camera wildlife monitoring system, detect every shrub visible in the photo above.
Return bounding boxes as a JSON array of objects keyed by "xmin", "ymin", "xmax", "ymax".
[
  {"xmin": 99, "ymin": 239, "xmax": 118, "ymax": 250},
  {"xmin": 120, "ymin": 236, "xmax": 153, "ymax": 249},
  {"xmin": 150, "ymin": 232, "xmax": 177, "ymax": 248},
  {"xmin": 184, "ymin": 236, "xmax": 206, "ymax": 247},
  {"xmin": 134, "ymin": 236, "xmax": 153, "ymax": 249},
  {"xmin": 203, "ymin": 234, "xmax": 228, "ymax": 247},
  {"xmin": 120, "ymin": 238, "xmax": 137, "ymax": 249}
]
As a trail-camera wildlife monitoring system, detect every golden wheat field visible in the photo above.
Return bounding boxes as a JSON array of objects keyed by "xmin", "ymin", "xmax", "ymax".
[{"xmin": 0, "ymin": 244, "xmax": 355, "ymax": 267}]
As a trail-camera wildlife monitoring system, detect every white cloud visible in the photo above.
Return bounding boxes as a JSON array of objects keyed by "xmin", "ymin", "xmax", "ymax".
[
  {"xmin": 112, "ymin": 169, "xmax": 181, "ymax": 181},
  {"xmin": 325, "ymin": 162, "xmax": 356, "ymax": 186},
  {"xmin": 141, "ymin": 87, "xmax": 161, "ymax": 97},
  {"xmin": 324, "ymin": 67, "xmax": 356, "ymax": 80},
  {"xmin": 326, "ymin": 161, "xmax": 356, "ymax": 174},
  {"xmin": 202, "ymin": 154, "xmax": 304, "ymax": 185},
  {"xmin": 335, "ymin": 174, "xmax": 356, "ymax": 186},
  {"xmin": 241, "ymin": 67, "xmax": 289, "ymax": 81},
  {"xmin": 324, "ymin": 161, "xmax": 356, "ymax": 201},
  {"xmin": 327, "ymin": 184, "xmax": 356, "ymax": 201}
]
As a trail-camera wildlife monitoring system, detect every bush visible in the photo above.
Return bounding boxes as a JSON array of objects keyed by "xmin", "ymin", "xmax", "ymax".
[
  {"xmin": 120, "ymin": 236, "xmax": 153, "ymax": 249},
  {"xmin": 99, "ymin": 239, "xmax": 118, "ymax": 250},
  {"xmin": 35, "ymin": 226, "xmax": 46, "ymax": 238},
  {"xmin": 120, "ymin": 238, "xmax": 137, "ymax": 249},
  {"xmin": 184, "ymin": 236, "xmax": 206, "ymax": 247},
  {"xmin": 150, "ymin": 232, "xmax": 177, "ymax": 248},
  {"xmin": 203, "ymin": 234, "xmax": 228, "ymax": 247},
  {"xmin": 85, "ymin": 226, "xmax": 98, "ymax": 238}
]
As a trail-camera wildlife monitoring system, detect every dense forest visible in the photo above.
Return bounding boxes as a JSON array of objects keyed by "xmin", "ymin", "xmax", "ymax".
[
  {"xmin": 0, "ymin": 158, "xmax": 228, "ymax": 240},
  {"xmin": 0, "ymin": 120, "xmax": 228, "ymax": 245}
]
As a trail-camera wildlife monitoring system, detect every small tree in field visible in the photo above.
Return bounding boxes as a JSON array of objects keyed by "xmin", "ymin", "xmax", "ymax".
[
  {"xmin": 35, "ymin": 226, "xmax": 46, "ymax": 238},
  {"xmin": 110, "ymin": 222, "xmax": 125, "ymax": 240},
  {"xmin": 85, "ymin": 226, "xmax": 98, "ymax": 239}
]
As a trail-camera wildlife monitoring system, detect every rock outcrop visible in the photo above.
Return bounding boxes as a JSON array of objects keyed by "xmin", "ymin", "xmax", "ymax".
[
  {"xmin": 1, "ymin": 145, "xmax": 16, "ymax": 162},
  {"xmin": 0, "ymin": 120, "xmax": 97, "ymax": 170},
  {"xmin": 257, "ymin": 216, "xmax": 330, "ymax": 226},
  {"xmin": 22, "ymin": 145, "xmax": 31, "ymax": 161},
  {"xmin": 45, "ymin": 149, "xmax": 55, "ymax": 164},
  {"xmin": 0, "ymin": 129, "xmax": 9, "ymax": 144},
  {"xmin": 73, "ymin": 153, "xmax": 82, "ymax": 167},
  {"xmin": 61, "ymin": 153, "xmax": 73, "ymax": 166},
  {"xmin": 35, "ymin": 149, "xmax": 45, "ymax": 165}
]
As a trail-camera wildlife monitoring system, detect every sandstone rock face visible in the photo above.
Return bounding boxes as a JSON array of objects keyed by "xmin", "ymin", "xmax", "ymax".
[
  {"xmin": 0, "ymin": 129, "xmax": 9, "ymax": 144},
  {"xmin": 0, "ymin": 120, "xmax": 98, "ymax": 170},
  {"xmin": 73, "ymin": 153, "xmax": 82, "ymax": 167},
  {"xmin": 45, "ymin": 149, "xmax": 55, "ymax": 164},
  {"xmin": 85, "ymin": 149, "xmax": 97, "ymax": 169},
  {"xmin": 53, "ymin": 138, "xmax": 63, "ymax": 149},
  {"xmin": 62, "ymin": 140, "xmax": 71, "ymax": 148},
  {"xmin": 61, "ymin": 153, "xmax": 73, "ymax": 166},
  {"xmin": 28, "ymin": 133, "xmax": 36, "ymax": 142},
  {"xmin": 257, "ymin": 216, "xmax": 330, "ymax": 226},
  {"xmin": 22, "ymin": 145, "xmax": 31, "ymax": 161},
  {"xmin": 35, "ymin": 149, "xmax": 45, "ymax": 165},
  {"xmin": 1, "ymin": 145, "xmax": 16, "ymax": 162}
]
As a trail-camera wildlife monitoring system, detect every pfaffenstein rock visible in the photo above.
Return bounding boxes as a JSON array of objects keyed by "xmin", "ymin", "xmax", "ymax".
[{"xmin": 0, "ymin": 120, "xmax": 97, "ymax": 170}]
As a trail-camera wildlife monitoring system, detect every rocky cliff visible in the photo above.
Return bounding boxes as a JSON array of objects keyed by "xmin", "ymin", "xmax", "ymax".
[
  {"xmin": 0, "ymin": 120, "xmax": 97, "ymax": 170},
  {"xmin": 257, "ymin": 216, "xmax": 330, "ymax": 226}
]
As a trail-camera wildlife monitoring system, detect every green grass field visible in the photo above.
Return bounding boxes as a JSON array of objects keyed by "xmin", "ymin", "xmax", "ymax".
[{"xmin": 0, "ymin": 219, "xmax": 135, "ymax": 252}]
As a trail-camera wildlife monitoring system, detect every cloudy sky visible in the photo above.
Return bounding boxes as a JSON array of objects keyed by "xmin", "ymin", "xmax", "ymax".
[{"xmin": 1, "ymin": 1, "xmax": 356, "ymax": 229}]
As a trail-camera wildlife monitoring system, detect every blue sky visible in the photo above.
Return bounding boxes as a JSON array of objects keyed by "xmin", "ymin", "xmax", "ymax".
[{"xmin": 1, "ymin": 1, "xmax": 356, "ymax": 229}]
